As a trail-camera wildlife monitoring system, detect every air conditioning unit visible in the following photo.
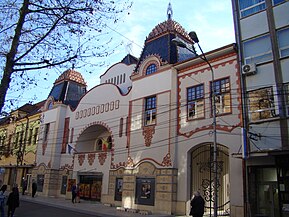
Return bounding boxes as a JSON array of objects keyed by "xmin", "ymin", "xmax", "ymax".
[{"xmin": 242, "ymin": 63, "xmax": 256, "ymax": 76}]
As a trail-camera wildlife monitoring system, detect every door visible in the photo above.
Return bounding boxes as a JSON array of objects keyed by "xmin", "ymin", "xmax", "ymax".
[{"xmin": 256, "ymin": 182, "xmax": 279, "ymax": 217}]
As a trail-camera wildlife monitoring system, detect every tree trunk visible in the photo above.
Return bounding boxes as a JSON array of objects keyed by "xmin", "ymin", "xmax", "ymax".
[{"xmin": 0, "ymin": 0, "xmax": 29, "ymax": 113}]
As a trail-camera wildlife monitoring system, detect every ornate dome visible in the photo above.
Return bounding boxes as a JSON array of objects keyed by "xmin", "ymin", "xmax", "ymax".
[
  {"xmin": 146, "ymin": 19, "xmax": 192, "ymax": 43},
  {"xmin": 54, "ymin": 69, "xmax": 86, "ymax": 85}
]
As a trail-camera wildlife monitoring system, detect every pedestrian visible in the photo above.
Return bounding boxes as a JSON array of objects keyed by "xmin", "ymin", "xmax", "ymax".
[
  {"xmin": 0, "ymin": 184, "xmax": 8, "ymax": 217},
  {"xmin": 189, "ymin": 191, "xmax": 205, "ymax": 217},
  {"xmin": 6, "ymin": 186, "xmax": 19, "ymax": 217},
  {"xmin": 71, "ymin": 183, "xmax": 77, "ymax": 203},
  {"xmin": 75, "ymin": 183, "xmax": 80, "ymax": 203},
  {"xmin": 21, "ymin": 178, "xmax": 27, "ymax": 195},
  {"xmin": 32, "ymin": 180, "xmax": 37, "ymax": 198}
]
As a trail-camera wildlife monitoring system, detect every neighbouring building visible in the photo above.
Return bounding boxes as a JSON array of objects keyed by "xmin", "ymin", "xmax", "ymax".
[
  {"xmin": 231, "ymin": 0, "xmax": 289, "ymax": 217},
  {"xmin": 33, "ymin": 5, "xmax": 244, "ymax": 216},
  {"xmin": 0, "ymin": 101, "xmax": 44, "ymax": 191}
]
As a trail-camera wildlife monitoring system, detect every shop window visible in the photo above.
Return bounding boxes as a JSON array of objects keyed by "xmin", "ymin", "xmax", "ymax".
[
  {"xmin": 115, "ymin": 178, "xmax": 123, "ymax": 201},
  {"xmin": 211, "ymin": 78, "xmax": 231, "ymax": 115},
  {"xmin": 145, "ymin": 64, "xmax": 157, "ymax": 75},
  {"xmin": 135, "ymin": 178, "xmax": 155, "ymax": 206},
  {"xmin": 239, "ymin": 0, "xmax": 266, "ymax": 17},
  {"xmin": 187, "ymin": 84, "xmax": 205, "ymax": 120},
  {"xmin": 277, "ymin": 27, "xmax": 289, "ymax": 58},
  {"xmin": 248, "ymin": 87, "xmax": 276, "ymax": 121},
  {"xmin": 144, "ymin": 96, "xmax": 156, "ymax": 126},
  {"xmin": 243, "ymin": 34, "xmax": 273, "ymax": 64}
]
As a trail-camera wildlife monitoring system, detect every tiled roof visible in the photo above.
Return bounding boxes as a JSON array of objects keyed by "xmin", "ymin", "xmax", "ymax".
[
  {"xmin": 146, "ymin": 19, "xmax": 192, "ymax": 42},
  {"xmin": 54, "ymin": 69, "xmax": 86, "ymax": 86}
]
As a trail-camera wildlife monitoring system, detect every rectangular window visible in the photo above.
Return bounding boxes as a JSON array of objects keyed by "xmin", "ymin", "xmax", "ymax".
[
  {"xmin": 144, "ymin": 96, "xmax": 156, "ymax": 126},
  {"xmin": 187, "ymin": 84, "xmax": 205, "ymax": 120},
  {"xmin": 43, "ymin": 123, "xmax": 50, "ymax": 143},
  {"xmin": 62, "ymin": 118, "xmax": 69, "ymax": 154},
  {"xmin": 248, "ymin": 87, "xmax": 276, "ymax": 121},
  {"xmin": 33, "ymin": 127, "xmax": 39, "ymax": 145},
  {"xmin": 239, "ymin": 0, "xmax": 266, "ymax": 17},
  {"xmin": 243, "ymin": 35, "xmax": 273, "ymax": 64},
  {"xmin": 277, "ymin": 28, "xmax": 289, "ymax": 58},
  {"xmin": 27, "ymin": 128, "xmax": 33, "ymax": 145},
  {"xmin": 212, "ymin": 78, "xmax": 231, "ymax": 115}
]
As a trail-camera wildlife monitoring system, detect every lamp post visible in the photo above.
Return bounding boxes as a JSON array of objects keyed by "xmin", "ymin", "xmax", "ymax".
[{"xmin": 172, "ymin": 32, "xmax": 218, "ymax": 217}]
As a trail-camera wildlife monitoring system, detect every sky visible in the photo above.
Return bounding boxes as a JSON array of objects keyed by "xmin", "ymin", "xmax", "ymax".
[{"xmin": 7, "ymin": 0, "xmax": 235, "ymax": 110}]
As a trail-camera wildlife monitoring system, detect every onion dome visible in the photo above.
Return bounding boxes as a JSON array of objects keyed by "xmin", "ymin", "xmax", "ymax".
[
  {"xmin": 54, "ymin": 68, "xmax": 86, "ymax": 86},
  {"xmin": 48, "ymin": 68, "xmax": 87, "ymax": 109},
  {"xmin": 146, "ymin": 19, "xmax": 192, "ymax": 43}
]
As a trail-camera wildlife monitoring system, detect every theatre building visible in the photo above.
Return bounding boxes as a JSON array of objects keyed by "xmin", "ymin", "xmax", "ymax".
[{"xmin": 33, "ymin": 7, "xmax": 244, "ymax": 216}]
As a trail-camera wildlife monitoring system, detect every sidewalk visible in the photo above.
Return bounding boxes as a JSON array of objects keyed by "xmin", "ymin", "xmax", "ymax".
[{"xmin": 20, "ymin": 194, "xmax": 179, "ymax": 217}]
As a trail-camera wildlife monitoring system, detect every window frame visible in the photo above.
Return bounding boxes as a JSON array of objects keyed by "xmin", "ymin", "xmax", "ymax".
[
  {"xmin": 239, "ymin": 0, "xmax": 266, "ymax": 18},
  {"xmin": 277, "ymin": 27, "xmax": 289, "ymax": 58},
  {"xmin": 243, "ymin": 34, "xmax": 273, "ymax": 65},
  {"xmin": 187, "ymin": 84, "xmax": 205, "ymax": 120},
  {"xmin": 144, "ymin": 96, "xmax": 157, "ymax": 126},
  {"xmin": 248, "ymin": 87, "xmax": 277, "ymax": 121},
  {"xmin": 211, "ymin": 77, "xmax": 232, "ymax": 115},
  {"xmin": 145, "ymin": 63, "xmax": 157, "ymax": 75}
]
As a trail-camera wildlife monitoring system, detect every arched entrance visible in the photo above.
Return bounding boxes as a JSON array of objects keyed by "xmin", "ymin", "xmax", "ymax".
[
  {"xmin": 75, "ymin": 124, "xmax": 113, "ymax": 202},
  {"xmin": 191, "ymin": 143, "xmax": 230, "ymax": 216}
]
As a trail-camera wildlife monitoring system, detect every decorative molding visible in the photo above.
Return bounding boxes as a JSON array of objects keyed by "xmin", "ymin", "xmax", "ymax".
[
  {"xmin": 88, "ymin": 153, "xmax": 96, "ymax": 166},
  {"xmin": 161, "ymin": 153, "xmax": 172, "ymax": 166},
  {"xmin": 98, "ymin": 152, "xmax": 107, "ymax": 165},
  {"xmin": 142, "ymin": 126, "xmax": 155, "ymax": 147},
  {"xmin": 78, "ymin": 154, "xmax": 85, "ymax": 166}
]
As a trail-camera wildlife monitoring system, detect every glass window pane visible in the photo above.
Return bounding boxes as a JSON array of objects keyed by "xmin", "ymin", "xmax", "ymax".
[
  {"xmin": 243, "ymin": 35, "xmax": 272, "ymax": 64},
  {"xmin": 273, "ymin": 0, "xmax": 285, "ymax": 5},
  {"xmin": 277, "ymin": 28, "xmax": 289, "ymax": 58},
  {"xmin": 239, "ymin": 0, "xmax": 266, "ymax": 17}
]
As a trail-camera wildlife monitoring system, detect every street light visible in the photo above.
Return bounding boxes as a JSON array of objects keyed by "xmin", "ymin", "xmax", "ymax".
[{"xmin": 173, "ymin": 32, "xmax": 218, "ymax": 217}]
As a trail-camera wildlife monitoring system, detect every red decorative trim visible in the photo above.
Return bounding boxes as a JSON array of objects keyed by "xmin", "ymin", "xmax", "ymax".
[
  {"xmin": 78, "ymin": 154, "xmax": 85, "ymax": 166},
  {"xmin": 98, "ymin": 152, "xmax": 107, "ymax": 165},
  {"xmin": 88, "ymin": 153, "xmax": 96, "ymax": 166},
  {"xmin": 162, "ymin": 153, "xmax": 172, "ymax": 166},
  {"xmin": 142, "ymin": 126, "xmax": 155, "ymax": 147},
  {"xmin": 77, "ymin": 121, "xmax": 114, "ymax": 166}
]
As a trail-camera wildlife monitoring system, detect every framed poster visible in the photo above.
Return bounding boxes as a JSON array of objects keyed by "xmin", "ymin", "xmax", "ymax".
[
  {"xmin": 67, "ymin": 179, "xmax": 76, "ymax": 192},
  {"xmin": 135, "ymin": 178, "xmax": 155, "ymax": 206},
  {"xmin": 114, "ymin": 178, "xmax": 123, "ymax": 201}
]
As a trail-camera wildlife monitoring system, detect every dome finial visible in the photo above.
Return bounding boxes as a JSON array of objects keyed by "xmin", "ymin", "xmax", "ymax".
[{"xmin": 167, "ymin": 2, "xmax": 173, "ymax": 20}]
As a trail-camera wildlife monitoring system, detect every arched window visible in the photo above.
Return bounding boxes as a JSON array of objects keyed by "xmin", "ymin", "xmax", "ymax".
[
  {"xmin": 145, "ymin": 64, "xmax": 157, "ymax": 75},
  {"xmin": 107, "ymin": 136, "xmax": 112, "ymax": 150},
  {"xmin": 96, "ymin": 138, "xmax": 102, "ymax": 151}
]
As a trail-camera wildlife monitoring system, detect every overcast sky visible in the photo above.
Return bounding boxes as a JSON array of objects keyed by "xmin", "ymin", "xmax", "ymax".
[{"xmin": 7, "ymin": 0, "xmax": 235, "ymax": 109}]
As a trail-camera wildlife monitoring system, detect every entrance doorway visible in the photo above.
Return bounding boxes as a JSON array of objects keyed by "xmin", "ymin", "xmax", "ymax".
[
  {"xmin": 78, "ymin": 174, "xmax": 102, "ymax": 201},
  {"xmin": 191, "ymin": 144, "xmax": 230, "ymax": 216},
  {"xmin": 248, "ymin": 167, "xmax": 280, "ymax": 217}
]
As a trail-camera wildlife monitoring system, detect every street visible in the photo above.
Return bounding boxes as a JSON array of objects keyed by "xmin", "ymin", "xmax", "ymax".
[{"xmin": 10, "ymin": 200, "xmax": 101, "ymax": 217}]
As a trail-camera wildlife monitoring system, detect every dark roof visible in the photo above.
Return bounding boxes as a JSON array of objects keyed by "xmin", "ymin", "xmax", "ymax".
[
  {"xmin": 54, "ymin": 69, "xmax": 86, "ymax": 86},
  {"xmin": 134, "ymin": 18, "xmax": 194, "ymax": 73},
  {"xmin": 121, "ymin": 54, "xmax": 138, "ymax": 65}
]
